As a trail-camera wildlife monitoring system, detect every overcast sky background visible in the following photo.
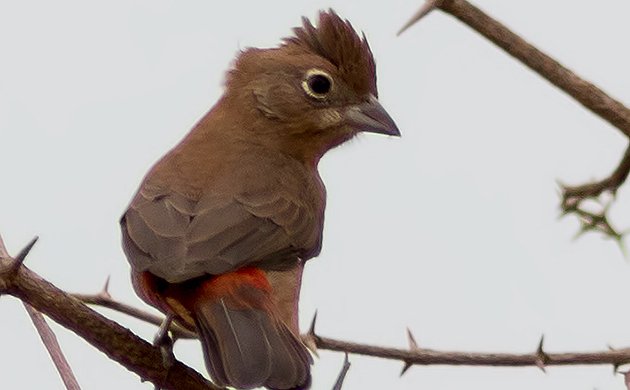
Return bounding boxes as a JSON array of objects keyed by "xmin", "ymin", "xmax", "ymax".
[{"xmin": 2, "ymin": 0, "xmax": 630, "ymax": 389}]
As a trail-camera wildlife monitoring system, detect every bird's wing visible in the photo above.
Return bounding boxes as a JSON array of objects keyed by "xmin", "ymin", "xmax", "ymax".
[{"xmin": 121, "ymin": 184, "xmax": 315, "ymax": 283}]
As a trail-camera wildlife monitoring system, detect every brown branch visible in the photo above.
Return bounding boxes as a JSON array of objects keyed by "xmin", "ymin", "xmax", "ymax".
[
  {"xmin": 0, "ymin": 237, "xmax": 221, "ymax": 390},
  {"xmin": 560, "ymin": 146, "xmax": 628, "ymax": 241},
  {"xmin": 72, "ymin": 284, "xmax": 196, "ymax": 340},
  {"xmin": 562, "ymin": 146, "xmax": 630, "ymax": 205},
  {"xmin": 313, "ymin": 334, "xmax": 630, "ymax": 370},
  {"xmin": 400, "ymin": 0, "xmax": 630, "ymax": 138},
  {"xmin": 24, "ymin": 302, "xmax": 82, "ymax": 390},
  {"xmin": 331, "ymin": 353, "xmax": 351, "ymax": 390},
  {"xmin": 400, "ymin": 0, "xmax": 630, "ymax": 241},
  {"xmin": 75, "ymin": 290, "xmax": 630, "ymax": 372}
]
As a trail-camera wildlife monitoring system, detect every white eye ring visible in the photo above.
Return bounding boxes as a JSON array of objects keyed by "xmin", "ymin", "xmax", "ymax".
[{"xmin": 302, "ymin": 69, "xmax": 333, "ymax": 99}]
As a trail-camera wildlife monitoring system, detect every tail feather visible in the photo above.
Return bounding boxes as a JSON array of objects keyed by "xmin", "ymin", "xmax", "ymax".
[
  {"xmin": 263, "ymin": 321, "xmax": 312, "ymax": 390},
  {"xmin": 191, "ymin": 269, "xmax": 312, "ymax": 390}
]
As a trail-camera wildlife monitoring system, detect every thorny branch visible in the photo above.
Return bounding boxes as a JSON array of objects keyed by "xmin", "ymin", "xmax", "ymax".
[
  {"xmin": 76, "ymin": 285, "xmax": 630, "ymax": 374},
  {"xmin": 0, "ymin": 236, "xmax": 220, "ymax": 390},
  {"xmin": 3, "ymin": 3, "xmax": 630, "ymax": 389},
  {"xmin": 331, "ymin": 354, "xmax": 351, "ymax": 390},
  {"xmin": 400, "ymin": 0, "xmax": 630, "ymax": 242},
  {"xmin": 3, "ymin": 235, "xmax": 630, "ymax": 387},
  {"xmin": 72, "ymin": 280, "xmax": 197, "ymax": 341},
  {"xmin": 560, "ymin": 146, "xmax": 630, "ymax": 242}
]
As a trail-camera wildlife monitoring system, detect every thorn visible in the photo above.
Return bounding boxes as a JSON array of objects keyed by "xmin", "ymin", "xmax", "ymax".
[
  {"xmin": 303, "ymin": 311, "xmax": 319, "ymax": 358},
  {"xmin": 573, "ymin": 219, "xmax": 595, "ymax": 241},
  {"xmin": 397, "ymin": 0, "xmax": 440, "ymax": 36},
  {"xmin": 9, "ymin": 236, "xmax": 39, "ymax": 274},
  {"xmin": 401, "ymin": 328, "xmax": 419, "ymax": 376},
  {"xmin": 611, "ymin": 187, "xmax": 619, "ymax": 199},
  {"xmin": 555, "ymin": 179, "xmax": 566, "ymax": 191},
  {"xmin": 535, "ymin": 335, "xmax": 549, "ymax": 372},
  {"xmin": 0, "ymin": 234, "xmax": 9, "ymax": 258},
  {"xmin": 308, "ymin": 310, "xmax": 318, "ymax": 337},
  {"xmin": 616, "ymin": 236, "xmax": 628, "ymax": 258},
  {"xmin": 100, "ymin": 275, "xmax": 112, "ymax": 299},
  {"xmin": 406, "ymin": 328, "xmax": 418, "ymax": 350},
  {"xmin": 610, "ymin": 344, "xmax": 620, "ymax": 374},
  {"xmin": 400, "ymin": 361, "xmax": 413, "ymax": 377},
  {"xmin": 572, "ymin": 227, "xmax": 586, "ymax": 241}
]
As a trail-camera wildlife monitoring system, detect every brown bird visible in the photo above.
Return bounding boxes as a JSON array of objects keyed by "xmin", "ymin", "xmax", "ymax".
[{"xmin": 120, "ymin": 10, "xmax": 399, "ymax": 390}]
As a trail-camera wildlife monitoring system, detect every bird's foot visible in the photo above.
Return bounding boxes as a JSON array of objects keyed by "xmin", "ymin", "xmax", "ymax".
[
  {"xmin": 153, "ymin": 313, "xmax": 175, "ymax": 368},
  {"xmin": 152, "ymin": 314, "xmax": 175, "ymax": 390}
]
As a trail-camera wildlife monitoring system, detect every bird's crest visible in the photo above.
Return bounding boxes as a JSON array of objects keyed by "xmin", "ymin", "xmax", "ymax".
[{"xmin": 283, "ymin": 10, "xmax": 377, "ymax": 97}]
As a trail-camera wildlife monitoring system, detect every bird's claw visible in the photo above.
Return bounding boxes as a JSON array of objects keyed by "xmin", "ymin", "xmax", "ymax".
[{"xmin": 152, "ymin": 314, "xmax": 175, "ymax": 390}]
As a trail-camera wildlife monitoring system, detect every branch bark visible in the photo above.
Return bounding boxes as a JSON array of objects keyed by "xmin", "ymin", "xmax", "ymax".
[
  {"xmin": 400, "ymin": 0, "xmax": 630, "ymax": 240},
  {"xmin": 313, "ymin": 334, "xmax": 630, "ymax": 371},
  {"xmin": 23, "ymin": 302, "xmax": 82, "ymax": 390},
  {"xmin": 3, "ymin": 233, "xmax": 630, "ymax": 387},
  {"xmin": 75, "ymin": 287, "xmax": 630, "ymax": 372},
  {"xmin": 563, "ymin": 146, "xmax": 630, "ymax": 201},
  {"xmin": 401, "ymin": 0, "xmax": 630, "ymax": 138},
  {"xmin": 0, "ymin": 239, "xmax": 220, "ymax": 390}
]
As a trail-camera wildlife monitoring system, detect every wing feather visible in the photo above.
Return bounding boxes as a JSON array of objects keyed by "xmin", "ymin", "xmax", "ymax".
[{"xmin": 121, "ymin": 185, "xmax": 317, "ymax": 283}]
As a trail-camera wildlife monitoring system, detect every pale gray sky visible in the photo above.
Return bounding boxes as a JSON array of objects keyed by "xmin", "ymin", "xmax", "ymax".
[{"xmin": 2, "ymin": 1, "xmax": 630, "ymax": 389}]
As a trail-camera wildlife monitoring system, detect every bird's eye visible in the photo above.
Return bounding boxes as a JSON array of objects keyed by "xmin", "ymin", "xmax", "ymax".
[{"xmin": 302, "ymin": 69, "xmax": 333, "ymax": 99}]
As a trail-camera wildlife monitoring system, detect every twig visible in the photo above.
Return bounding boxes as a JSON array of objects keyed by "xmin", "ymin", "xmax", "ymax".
[
  {"xmin": 313, "ymin": 334, "xmax": 630, "ymax": 369},
  {"xmin": 75, "ymin": 292, "xmax": 630, "ymax": 371},
  {"xmin": 0, "ymin": 235, "xmax": 220, "ymax": 390},
  {"xmin": 561, "ymin": 145, "xmax": 630, "ymax": 239},
  {"xmin": 400, "ymin": 0, "xmax": 630, "ymax": 240},
  {"xmin": 23, "ymin": 302, "xmax": 82, "ymax": 390},
  {"xmin": 563, "ymin": 147, "xmax": 630, "ymax": 201},
  {"xmin": 332, "ymin": 353, "xmax": 351, "ymax": 390},
  {"xmin": 400, "ymin": 0, "xmax": 630, "ymax": 138},
  {"xmin": 5, "ymin": 240, "xmax": 630, "ymax": 383},
  {"xmin": 72, "ymin": 288, "xmax": 196, "ymax": 340}
]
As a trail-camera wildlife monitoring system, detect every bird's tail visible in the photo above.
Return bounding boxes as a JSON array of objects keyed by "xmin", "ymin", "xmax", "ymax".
[{"xmin": 190, "ymin": 267, "xmax": 312, "ymax": 390}]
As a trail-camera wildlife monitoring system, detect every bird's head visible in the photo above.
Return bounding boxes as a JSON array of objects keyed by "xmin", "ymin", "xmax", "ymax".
[{"xmin": 222, "ymin": 10, "xmax": 400, "ymax": 164}]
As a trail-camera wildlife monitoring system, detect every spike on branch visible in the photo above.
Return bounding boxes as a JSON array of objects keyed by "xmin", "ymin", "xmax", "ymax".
[
  {"xmin": 0, "ymin": 234, "xmax": 9, "ymax": 259},
  {"xmin": 10, "ymin": 236, "xmax": 39, "ymax": 275},
  {"xmin": 100, "ymin": 276, "xmax": 112, "ymax": 299},
  {"xmin": 303, "ymin": 311, "xmax": 319, "ymax": 357},
  {"xmin": 397, "ymin": 0, "xmax": 441, "ymax": 36},
  {"xmin": 400, "ymin": 328, "xmax": 420, "ymax": 376},
  {"xmin": 406, "ymin": 327, "xmax": 419, "ymax": 350},
  {"xmin": 535, "ymin": 335, "xmax": 549, "ymax": 372}
]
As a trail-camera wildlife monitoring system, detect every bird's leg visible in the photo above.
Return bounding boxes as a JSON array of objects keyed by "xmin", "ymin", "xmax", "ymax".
[
  {"xmin": 153, "ymin": 313, "xmax": 175, "ymax": 369},
  {"xmin": 152, "ymin": 313, "xmax": 176, "ymax": 390}
]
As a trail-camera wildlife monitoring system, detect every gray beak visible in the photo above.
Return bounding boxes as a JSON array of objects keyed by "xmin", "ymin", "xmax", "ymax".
[{"xmin": 344, "ymin": 95, "xmax": 401, "ymax": 136}]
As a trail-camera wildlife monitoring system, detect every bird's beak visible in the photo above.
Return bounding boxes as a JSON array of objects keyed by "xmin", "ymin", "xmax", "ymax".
[{"xmin": 344, "ymin": 95, "xmax": 401, "ymax": 137}]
